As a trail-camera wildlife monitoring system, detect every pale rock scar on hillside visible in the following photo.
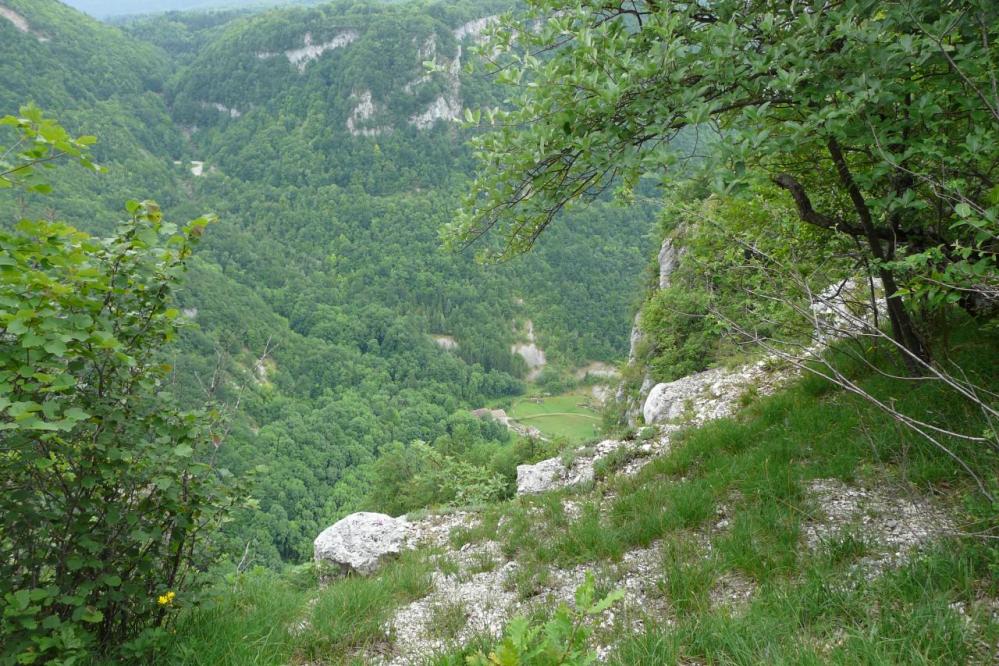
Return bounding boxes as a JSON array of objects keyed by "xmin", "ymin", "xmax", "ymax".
[
  {"xmin": 199, "ymin": 101, "xmax": 241, "ymax": 119},
  {"xmin": 257, "ymin": 30, "xmax": 359, "ymax": 72},
  {"xmin": 406, "ymin": 34, "xmax": 464, "ymax": 129},
  {"xmin": 0, "ymin": 5, "xmax": 49, "ymax": 42},
  {"xmin": 346, "ymin": 89, "xmax": 391, "ymax": 137},
  {"xmin": 453, "ymin": 16, "xmax": 499, "ymax": 43},
  {"xmin": 510, "ymin": 319, "xmax": 546, "ymax": 381},
  {"xmin": 431, "ymin": 334, "xmax": 458, "ymax": 351}
]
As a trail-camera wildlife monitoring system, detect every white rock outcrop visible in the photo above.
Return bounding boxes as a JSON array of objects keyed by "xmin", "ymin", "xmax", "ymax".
[
  {"xmin": 410, "ymin": 95, "xmax": 462, "ymax": 129},
  {"xmin": 431, "ymin": 334, "xmax": 458, "ymax": 351},
  {"xmin": 453, "ymin": 16, "xmax": 499, "ymax": 42},
  {"xmin": 314, "ymin": 512, "xmax": 407, "ymax": 575},
  {"xmin": 408, "ymin": 43, "xmax": 463, "ymax": 129},
  {"xmin": 515, "ymin": 438, "xmax": 668, "ymax": 495},
  {"xmin": 0, "ymin": 6, "xmax": 29, "ymax": 32},
  {"xmin": 658, "ymin": 236, "xmax": 682, "ymax": 289},
  {"xmin": 281, "ymin": 31, "xmax": 359, "ymax": 71},
  {"xmin": 346, "ymin": 89, "xmax": 391, "ymax": 137},
  {"xmin": 517, "ymin": 457, "xmax": 588, "ymax": 495},
  {"xmin": 642, "ymin": 360, "xmax": 793, "ymax": 426},
  {"xmin": 809, "ymin": 278, "xmax": 885, "ymax": 342},
  {"xmin": 639, "ymin": 276, "xmax": 885, "ymax": 426},
  {"xmin": 200, "ymin": 102, "xmax": 241, "ymax": 118},
  {"xmin": 591, "ymin": 384, "xmax": 612, "ymax": 405},
  {"xmin": 1, "ymin": 6, "xmax": 48, "ymax": 42},
  {"xmin": 511, "ymin": 319, "xmax": 546, "ymax": 381}
]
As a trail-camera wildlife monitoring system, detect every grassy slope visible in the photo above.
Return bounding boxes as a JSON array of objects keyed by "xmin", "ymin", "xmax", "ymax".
[{"xmin": 164, "ymin": 329, "xmax": 999, "ymax": 665}]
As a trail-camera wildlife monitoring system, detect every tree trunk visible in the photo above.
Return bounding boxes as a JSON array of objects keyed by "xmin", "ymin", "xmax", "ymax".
[{"xmin": 826, "ymin": 138, "xmax": 930, "ymax": 374}]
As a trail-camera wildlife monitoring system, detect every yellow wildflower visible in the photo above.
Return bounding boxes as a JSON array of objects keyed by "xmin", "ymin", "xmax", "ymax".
[{"xmin": 157, "ymin": 591, "xmax": 176, "ymax": 605}]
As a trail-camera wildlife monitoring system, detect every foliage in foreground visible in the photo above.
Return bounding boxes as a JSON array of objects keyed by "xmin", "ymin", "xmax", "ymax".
[
  {"xmin": 467, "ymin": 573, "xmax": 623, "ymax": 666},
  {"xmin": 457, "ymin": 0, "xmax": 999, "ymax": 373},
  {"xmin": 0, "ymin": 108, "xmax": 242, "ymax": 663}
]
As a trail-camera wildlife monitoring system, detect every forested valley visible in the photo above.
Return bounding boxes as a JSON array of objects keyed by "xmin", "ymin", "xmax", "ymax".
[{"xmin": 1, "ymin": 1, "xmax": 998, "ymax": 664}]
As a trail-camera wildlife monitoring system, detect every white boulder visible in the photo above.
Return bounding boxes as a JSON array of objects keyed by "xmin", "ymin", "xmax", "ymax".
[
  {"xmin": 518, "ymin": 458, "xmax": 577, "ymax": 494},
  {"xmin": 314, "ymin": 512, "xmax": 407, "ymax": 575}
]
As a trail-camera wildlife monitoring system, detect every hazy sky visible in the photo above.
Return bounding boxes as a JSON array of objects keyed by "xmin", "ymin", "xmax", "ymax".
[{"xmin": 62, "ymin": 0, "xmax": 299, "ymax": 19}]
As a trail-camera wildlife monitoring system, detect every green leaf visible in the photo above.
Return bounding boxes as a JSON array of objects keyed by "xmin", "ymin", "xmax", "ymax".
[
  {"xmin": 63, "ymin": 407, "xmax": 90, "ymax": 421},
  {"xmin": 9, "ymin": 400, "xmax": 42, "ymax": 418},
  {"xmin": 43, "ymin": 339, "xmax": 67, "ymax": 356},
  {"xmin": 77, "ymin": 606, "xmax": 104, "ymax": 624},
  {"xmin": 587, "ymin": 588, "xmax": 624, "ymax": 614}
]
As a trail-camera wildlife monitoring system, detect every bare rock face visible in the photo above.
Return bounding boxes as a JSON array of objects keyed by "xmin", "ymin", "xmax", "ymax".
[
  {"xmin": 314, "ymin": 512, "xmax": 407, "ymax": 575},
  {"xmin": 517, "ymin": 436, "xmax": 676, "ymax": 495},
  {"xmin": 515, "ymin": 439, "xmax": 662, "ymax": 495},
  {"xmin": 643, "ymin": 359, "xmax": 795, "ymax": 426},
  {"xmin": 431, "ymin": 334, "xmax": 458, "ymax": 351},
  {"xmin": 658, "ymin": 236, "xmax": 682, "ymax": 289},
  {"xmin": 642, "ymin": 367, "xmax": 730, "ymax": 425},
  {"xmin": 453, "ymin": 16, "xmax": 499, "ymax": 42},
  {"xmin": 510, "ymin": 319, "xmax": 547, "ymax": 381},
  {"xmin": 626, "ymin": 311, "xmax": 644, "ymax": 365},
  {"xmin": 810, "ymin": 278, "xmax": 885, "ymax": 342}
]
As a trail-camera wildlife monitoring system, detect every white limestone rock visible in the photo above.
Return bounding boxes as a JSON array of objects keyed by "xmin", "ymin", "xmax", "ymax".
[
  {"xmin": 809, "ymin": 278, "xmax": 885, "ymax": 342},
  {"xmin": 517, "ymin": 458, "xmax": 577, "ymax": 495},
  {"xmin": 511, "ymin": 319, "xmax": 546, "ymax": 381},
  {"xmin": 516, "ymin": 439, "xmax": 640, "ymax": 495},
  {"xmin": 408, "ymin": 44, "xmax": 463, "ymax": 129},
  {"xmin": 658, "ymin": 236, "xmax": 682, "ymax": 289},
  {"xmin": 409, "ymin": 93, "xmax": 462, "ymax": 129},
  {"xmin": 200, "ymin": 101, "xmax": 241, "ymax": 118},
  {"xmin": 431, "ymin": 334, "xmax": 458, "ymax": 351},
  {"xmin": 314, "ymin": 512, "xmax": 407, "ymax": 575},
  {"xmin": 346, "ymin": 89, "xmax": 391, "ymax": 136},
  {"xmin": 453, "ymin": 16, "xmax": 499, "ymax": 43},
  {"xmin": 643, "ymin": 355, "xmax": 798, "ymax": 426},
  {"xmin": 284, "ymin": 31, "xmax": 359, "ymax": 71},
  {"xmin": 0, "ymin": 6, "xmax": 48, "ymax": 42}
]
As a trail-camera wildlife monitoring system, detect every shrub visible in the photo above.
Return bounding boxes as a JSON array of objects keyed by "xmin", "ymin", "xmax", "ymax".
[
  {"xmin": 467, "ymin": 573, "xmax": 623, "ymax": 665},
  {"xmin": 0, "ymin": 107, "xmax": 244, "ymax": 663}
]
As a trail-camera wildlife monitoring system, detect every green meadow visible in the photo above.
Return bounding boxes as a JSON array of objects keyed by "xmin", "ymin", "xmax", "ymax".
[{"xmin": 507, "ymin": 388, "xmax": 604, "ymax": 443}]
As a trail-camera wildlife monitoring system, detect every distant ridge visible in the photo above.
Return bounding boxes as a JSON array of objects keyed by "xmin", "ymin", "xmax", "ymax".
[{"xmin": 62, "ymin": 0, "xmax": 309, "ymax": 20}]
